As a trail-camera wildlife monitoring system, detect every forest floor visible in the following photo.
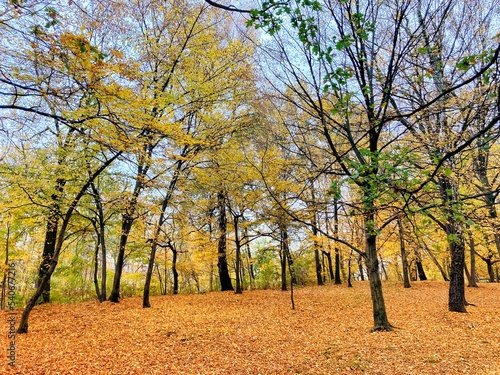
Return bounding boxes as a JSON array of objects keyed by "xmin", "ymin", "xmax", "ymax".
[{"xmin": 1, "ymin": 281, "xmax": 499, "ymax": 375}]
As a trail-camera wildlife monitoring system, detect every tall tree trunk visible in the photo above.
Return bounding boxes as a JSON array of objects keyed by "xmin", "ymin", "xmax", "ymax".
[
  {"xmin": 109, "ymin": 166, "xmax": 146, "ymax": 302},
  {"xmin": 474, "ymin": 143, "xmax": 500, "ymax": 258},
  {"xmin": 280, "ymin": 223, "xmax": 287, "ymax": 291},
  {"xmin": 93, "ymin": 235, "xmax": 102, "ymax": 301},
  {"xmin": 244, "ymin": 229, "xmax": 254, "ymax": 289},
  {"xmin": 37, "ymin": 178, "xmax": 65, "ymax": 303},
  {"xmin": 280, "ymin": 250, "xmax": 287, "ymax": 291},
  {"xmin": 233, "ymin": 215, "xmax": 243, "ymax": 294},
  {"xmin": 448, "ymin": 234, "xmax": 467, "ymax": 312},
  {"xmin": 172, "ymin": 247, "xmax": 179, "ymax": 295},
  {"xmin": 314, "ymin": 246, "xmax": 323, "ymax": 285},
  {"xmin": 438, "ymin": 176, "xmax": 467, "ymax": 312},
  {"xmin": 418, "ymin": 6, "xmax": 467, "ymax": 312},
  {"xmin": 155, "ymin": 263, "xmax": 166, "ymax": 295},
  {"xmin": 323, "ymin": 251, "xmax": 334, "ymax": 282},
  {"xmin": 310, "ymin": 187, "xmax": 323, "ymax": 286},
  {"xmin": 358, "ymin": 256, "xmax": 365, "ymax": 281},
  {"xmin": 380, "ymin": 255, "xmax": 389, "ymax": 281},
  {"xmin": 333, "ymin": 199, "xmax": 342, "ymax": 284},
  {"xmin": 365, "ymin": 210, "xmax": 392, "ymax": 331},
  {"xmin": 467, "ymin": 231, "xmax": 478, "ymax": 287},
  {"xmin": 143, "ymin": 240, "xmax": 159, "ymax": 307},
  {"xmin": 398, "ymin": 215, "xmax": 411, "ymax": 288},
  {"xmin": 90, "ymin": 181, "xmax": 106, "ymax": 302},
  {"xmin": 110, "ymin": 140, "xmax": 154, "ymax": 303},
  {"xmin": 281, "ymin": 222, "xmax": 295, "ymax": 309},
  {"xmin": 347, "ymin": 251, "xmax": 353, "ymax": 288},
  {"xmin": 109, "ymin": 212, "xmax": 135, "ymax": 303},
  {"xmin": 217, "ymin": 191, "xmax": 233, "ymax": 291}
]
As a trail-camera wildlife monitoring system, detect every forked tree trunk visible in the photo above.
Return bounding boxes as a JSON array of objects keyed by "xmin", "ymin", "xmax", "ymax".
[{"xmin": 109, "ymin": 212, "xmax": 135, "ymax": 303}]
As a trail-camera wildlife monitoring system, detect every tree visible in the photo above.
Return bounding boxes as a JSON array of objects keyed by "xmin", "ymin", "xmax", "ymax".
[
  {"xmin": 394, "ymin": 0, "xmax": 500, "ymax": 311},
  {"xmin": 17, "ymin": 150, "xmax": 121, "ymax": 333},
  {"xmin": 207, "ymin": 0, "xmax": 500, "ymax": 328}
]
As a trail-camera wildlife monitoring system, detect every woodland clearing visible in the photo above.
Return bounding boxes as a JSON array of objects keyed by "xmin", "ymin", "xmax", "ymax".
[{"xmin": 1, "ymin": 281, "xmax": 499, "ymax": 375}]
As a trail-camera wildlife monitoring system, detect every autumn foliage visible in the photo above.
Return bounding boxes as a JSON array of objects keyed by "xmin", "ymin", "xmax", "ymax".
[{"xmin": 1, "ymin": 282, "xmax": 499, "ymax": 374}]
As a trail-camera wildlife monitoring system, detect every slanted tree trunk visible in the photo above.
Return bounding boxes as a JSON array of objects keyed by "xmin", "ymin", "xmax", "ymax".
[
  {"xmin": 37, "ymin": 178, "xmax": 65, "ymax": 303},
  {"xmin": 416, "ymin": 261, "xmax": 427, "ymax": 281},
  {"xmin": 143, "ymin": 161, "xmax": 182, "ymax": 307},
  {"xmin": 109, "ymin": 161, "xmax": 149, "ymax": 303},
  {"xmin": 217, "ymin": 191, "xmax": 233, "ymax": 291},
  {"xmin": 422, "ymin": 241, "xmax": 450, "ymax": 281},
  {"xmin": 18, "ymin": 152, "xmax": 120, "ymax": 333},
  {"xmin": 414, "ymin": 245, "xmax": 427, "ymax": 281}
]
